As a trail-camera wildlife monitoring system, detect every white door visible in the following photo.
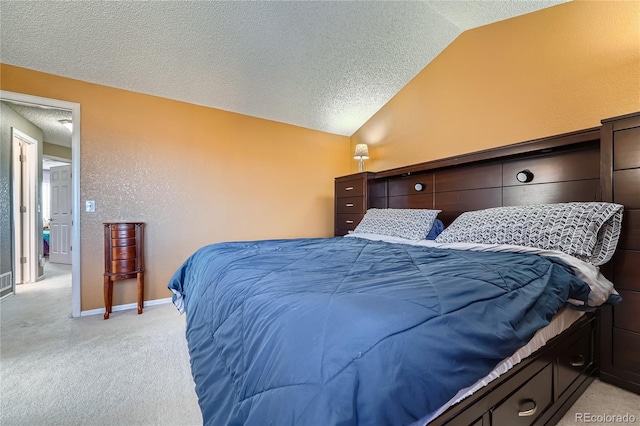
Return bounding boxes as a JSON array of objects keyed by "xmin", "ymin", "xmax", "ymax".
[
  {"xmin": 11, "ymin": 128, "xmax": 38, "ymax": 286},
  {"xmin": 49, "ymin": 165, "xmax": 72, "ymax": 264},
  {"xmin": 11, "ymin": 135, "xmax": 24, "ymax": 285}
]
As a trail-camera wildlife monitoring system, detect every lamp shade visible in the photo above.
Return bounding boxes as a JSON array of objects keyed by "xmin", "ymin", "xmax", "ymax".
[{"xmin": 353, "ymin": 144, "xmax": 369, "ymax": 160}]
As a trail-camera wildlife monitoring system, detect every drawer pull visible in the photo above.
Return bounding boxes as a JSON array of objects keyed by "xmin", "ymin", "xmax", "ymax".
[
  {"xmin": 345, "ymin": 220, "xmax": 354, "ymax": 224},
  {"xmin": 570, "ymin": 355, "xmax": 586, "ymax": 367},
  {"xmin": 345, "ymin": 186, "xmax": 354, "ymax": 191},
  {"xmin": 518, "ymin": 400, "xmax": 537, "ymax": 417},
  {"xmin": 345, "ymin": 203, "xmax": 354, "ymax": 207}
]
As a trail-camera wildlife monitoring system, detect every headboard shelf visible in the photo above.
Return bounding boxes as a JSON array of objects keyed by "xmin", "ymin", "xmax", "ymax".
[
  {"xmin": 373, "ymin": 127, "xmax": 600, "ymax": 179},
  {"xmin": 365, "ymin": 127, "xmax": 602, "ymax": 225}
]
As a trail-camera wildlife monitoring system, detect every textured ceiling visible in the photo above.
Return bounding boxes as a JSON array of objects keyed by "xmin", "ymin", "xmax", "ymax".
[
  {"xmin": 0, "ymin": 1, "xmax": 566, "ymax": 136},
  {"xmin": 3, "ymin": 102, "xmax": 72, "ymax": 148}
]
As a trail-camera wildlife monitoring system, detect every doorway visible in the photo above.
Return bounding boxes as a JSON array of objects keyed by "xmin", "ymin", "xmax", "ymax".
[
  {"xmin": 0, "ymin": 90, "xmax": 81, "ymax": 317},
  {"xmin": 43, "ymin": 159, "xmax": 72, "ymax": 265}
]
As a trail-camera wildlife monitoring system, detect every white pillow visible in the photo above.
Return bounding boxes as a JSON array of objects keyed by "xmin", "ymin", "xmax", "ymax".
[
  {"xmin": 353, "ymin": 208, "xmax": 441, "ymax": 241},
  {"xmin": 435, "ymin": 202, "xmax": 624, "ymax": 265}
]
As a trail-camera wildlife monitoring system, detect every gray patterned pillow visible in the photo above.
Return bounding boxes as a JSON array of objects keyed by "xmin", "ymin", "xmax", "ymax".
[
  {"xmin": 354, "ymin": 208, "xmax": 441, "ymax": 241},
  {"xmin": 435, "ymin": 202, "xmax": 624, "ymax": 265}
]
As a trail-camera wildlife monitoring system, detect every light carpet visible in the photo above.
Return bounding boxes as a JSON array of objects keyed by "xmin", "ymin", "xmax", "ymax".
[
  {"xmin": 1, "ymin": 262, "xmax": 639, "ymax": 426},
  {"xmin": 0, "ymin": 262, "xmax": 201, "ymax": 426}
]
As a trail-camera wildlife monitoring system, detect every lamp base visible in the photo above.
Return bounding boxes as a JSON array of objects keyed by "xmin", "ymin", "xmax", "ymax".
[{"xmin": 358, "ymin": 159, "xmax": 365, "ymax": 172}]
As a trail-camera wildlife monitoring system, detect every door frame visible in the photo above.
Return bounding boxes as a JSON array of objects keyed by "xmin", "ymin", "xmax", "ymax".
[
  {"xmin": 1, "ymin": 90, "xmax": 82, "ymax": 318},
  {"xmin": 12, "ymin": 128, "xmax": 38, "ymax": 285}
]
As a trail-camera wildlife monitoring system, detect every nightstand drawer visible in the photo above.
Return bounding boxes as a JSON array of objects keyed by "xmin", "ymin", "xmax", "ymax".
[
  {"xmin": 336, "ymin": 213, "xmax": 364, "ymax": 231},
  {"xmin": 492, "ymin": 363, "xmax": 553, "ymax": 426},
  {"xmin": 336, "ymin": 179, "xmax": 364, "ymax": 198},
  {"xmin": 336, "ymin": 196, "xmax": 365, "ymax": 213}
]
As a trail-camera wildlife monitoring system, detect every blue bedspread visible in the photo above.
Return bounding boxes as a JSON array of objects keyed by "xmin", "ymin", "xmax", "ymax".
[{"xmin": 168, "ymin": 237, "xmax": 591, "ymax": 426}]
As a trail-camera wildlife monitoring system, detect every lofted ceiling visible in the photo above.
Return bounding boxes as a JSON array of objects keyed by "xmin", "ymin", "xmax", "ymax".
[{"xmin": 0, "ymin": 1, "xmax": 567, "ymax": 137}]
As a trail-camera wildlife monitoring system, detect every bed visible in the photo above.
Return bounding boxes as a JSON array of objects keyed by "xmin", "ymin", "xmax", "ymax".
[{"xmin": 169, "ymin": 127, "xmax": 627, "ymax": 425}]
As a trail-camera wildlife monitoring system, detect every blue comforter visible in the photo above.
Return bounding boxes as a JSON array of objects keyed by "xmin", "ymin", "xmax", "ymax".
[{"xmin": 168, "ymin": 237, "xmax": 591, "ymax": 426}]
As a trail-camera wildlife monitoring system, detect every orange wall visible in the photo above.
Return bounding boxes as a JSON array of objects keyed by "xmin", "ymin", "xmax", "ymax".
[
  {"xmin": 352, "ymin": 0, "xmax": 640, "ymax": 171},
  {"xmin": 1, "ymin": 64, "xmax": 350, "ymax": 311}
]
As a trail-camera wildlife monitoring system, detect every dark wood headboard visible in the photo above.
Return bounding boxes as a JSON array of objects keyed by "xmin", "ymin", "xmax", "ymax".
[{"xmin": 368, "ymin": 127, "xmax": 602, "ymax": 225}]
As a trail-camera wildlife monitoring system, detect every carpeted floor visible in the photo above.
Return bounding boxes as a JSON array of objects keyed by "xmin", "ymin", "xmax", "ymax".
[
  {"xmin": 0, "ymin": 261, "xmax": 201, "ymax": 426},
  {"xmin": 1, "ymin": 261, "xmax": 639, "ymax": 426}
]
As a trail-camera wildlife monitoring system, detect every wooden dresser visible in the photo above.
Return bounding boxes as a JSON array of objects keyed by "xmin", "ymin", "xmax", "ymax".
[
  {"xmin": 103, "ymin": 222, "xmax": 145, "ymax": 320},
  {"xmin": 600, "ymin": 112, "xmax": 640, "ymax": 393},
  {"xmin": 334, "ymin": 172, "xmax": 373, "ymax": 236}
]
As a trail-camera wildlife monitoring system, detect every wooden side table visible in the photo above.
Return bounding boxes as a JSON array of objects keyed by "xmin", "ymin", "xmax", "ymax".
[{"xmin": 103, "ymin": 222, "xmax": 144, "ymax": 320}]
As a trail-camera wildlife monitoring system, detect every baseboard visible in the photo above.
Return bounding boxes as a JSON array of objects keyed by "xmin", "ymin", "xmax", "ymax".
[{"xmin": 80, "ymin": 297, "xmax": 173, "ymax": 317}]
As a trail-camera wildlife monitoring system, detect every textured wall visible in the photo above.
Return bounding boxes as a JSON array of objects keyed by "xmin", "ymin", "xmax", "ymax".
[
  {"xmin": 43, "ymin": 142, "xmax": 71, "ymax": 160},
  {"xmin": 0, "ymin": 66, "xmax": 351, "ymax": 310},
  {"xmin": 351, "ymin": 0, "xmax": 640, "ymax": 171},
  {"xmin": 0, "ymin": 102, "xmax": 45, "ymax": 285}
]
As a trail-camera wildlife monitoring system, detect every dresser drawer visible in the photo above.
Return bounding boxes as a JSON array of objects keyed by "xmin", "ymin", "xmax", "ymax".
[
  {"xmin": 557, "ymin": 324, "xmax": 593, "ymax": 398},
  {"xmin": 614, "ymin": 126, "xmax": 640, "ymax": 170},
  {"xmin": 336, "ymin": 196, "xmax": 365, "ymax": 214},
  {"xmin": 111, "ymin": 259, "xmax": 136, "ymax": 274},
  {"xmin": 110, "ymin": 223, "xmax": 135, "ymax": 231},
  {"xmin": 492, "ymin": 363, "xmax": 553, "ymax": 426},
  {"xmin": 336, "ymin": 213, "xmax": 364, "ymax": 231},
  {"xmin": 111, "ymin": 237, "xmax": 136, "ymax": 247},
  {"xmin": 111, "ymin": 246, "xmax": 136, "ymax": 260},
  {"xmin": 111, "ymin": 229, "xmax": 136, "ymax": 239},
  {"xmin": 336, "ymin": 178, "xmax": 364, "ymax": 198}
]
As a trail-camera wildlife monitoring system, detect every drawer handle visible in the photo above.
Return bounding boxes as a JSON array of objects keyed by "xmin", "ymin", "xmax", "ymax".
[
  {"xmin": 345, "ymin": 186, "xmax": 354, "ymax": 191},
  {"xmin": 570, "ymin": 355, "xmax": 586, "ymax": 367},
  {"xmin": 345, "ymin": 220, "xmax": 354, "ymax": 224},
  {"xmin": 518, "ymin": 400, "xmax": 537, "ymax": 417},
  {"xmin": 345, "ymin": 203, "xmax": 354, "ymax": 207}
]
